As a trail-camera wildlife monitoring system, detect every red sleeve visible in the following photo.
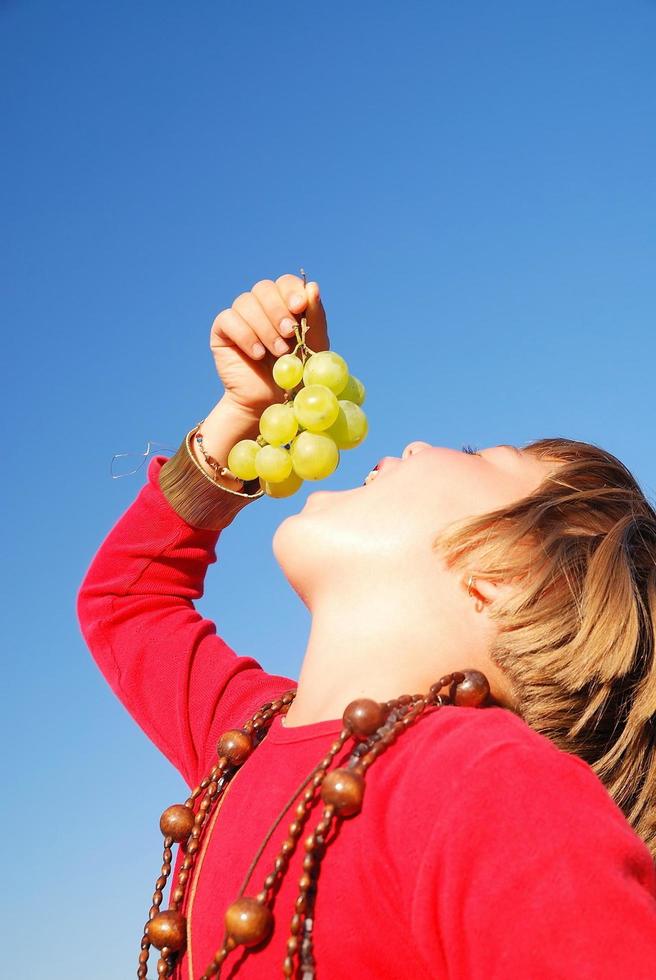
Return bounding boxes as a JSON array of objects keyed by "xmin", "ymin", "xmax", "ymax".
[
  {"xmin": 411, "ymin": 740, "xmax": 656, "ymax": 978},
  {"xmin": 76, "ymin": 453, "xmax": 295, "ymax": 789}
]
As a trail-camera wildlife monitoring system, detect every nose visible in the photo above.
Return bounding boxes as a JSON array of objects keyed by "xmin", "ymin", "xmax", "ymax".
[{"xmin": 402, "ymin": 440, "xmax": 432, "ymax": 461}]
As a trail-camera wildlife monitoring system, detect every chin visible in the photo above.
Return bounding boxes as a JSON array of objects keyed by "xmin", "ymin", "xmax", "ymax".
[{"xmin": 271, "ymin": 511, "xmax": 318, "ymax": 606}]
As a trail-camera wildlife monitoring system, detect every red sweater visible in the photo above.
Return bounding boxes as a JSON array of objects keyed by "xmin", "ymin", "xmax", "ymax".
[{"xmin": 77, "ymin": 453, "xmax": 656, "ymax": 979}]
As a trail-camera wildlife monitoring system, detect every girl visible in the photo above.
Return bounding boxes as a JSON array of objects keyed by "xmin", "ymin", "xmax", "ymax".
[{"xmin": 78, "ymin": 273, "xmax": 656, "ymax": 978}]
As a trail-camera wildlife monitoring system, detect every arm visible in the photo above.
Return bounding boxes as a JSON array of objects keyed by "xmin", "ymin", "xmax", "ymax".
[
  {"xmin": 411, "ymin": 740, "xmax": 656, "ymax": 978},
  {"xmin": 76, "ymin": 397, "xmax": 296, "ymax": 788}
]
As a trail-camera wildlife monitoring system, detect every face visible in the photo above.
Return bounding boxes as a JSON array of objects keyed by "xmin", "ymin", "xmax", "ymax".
[{"xmin": 272, "ymin": 441, "xmax": 556, "ymax": 605}]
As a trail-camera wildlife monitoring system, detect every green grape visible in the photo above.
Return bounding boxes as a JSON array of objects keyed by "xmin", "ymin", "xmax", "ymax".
[
  {"xmin": 293, "ymin": 384, "xmax": 340, "ymax": 432},
  {"xmin": 227, "ymin": 439, "xmax": 260, "ymax": 480},
  {"xmin": 255, "ymin": 445, "xmax": 293, "ymax": 483},
  {"xmin": 339, "ymin": 374, "xmax": 366, "ymax": 406},
  {"xmin": 325, "ymin": 401, "xmax": 368, "ymax": 450},
  {"xmin": 290, "ymin": 431, "xmax": 339, "ymax": 480},
  {"xmin": 260, "ymin": 469, "xmax": 304, "ymax": 498},
  {"xmin": 273, "ymin": 353, "xmax": 304, "ymax": 391},
  {"xmin": 259, "ymin": 403, "xmax": 298, "ymax": 446},
  {"xmin": 303, "ymin": 351, "xmax": 349, "ymax": 395}
]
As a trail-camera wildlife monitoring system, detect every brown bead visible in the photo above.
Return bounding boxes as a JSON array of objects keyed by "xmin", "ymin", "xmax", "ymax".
[
  {"xmin": 159, "ymin": 804, "xmax": 195, "ymax": 842},
  {"xmin": 224, "ymin": 896, "xmax": 273, "ymax": 947},
  {"xmin": 343, "ymin": 698, "xmax": 387, "ymax": 737},
  {"xmin": 216, "ymin": 729, "xmax": 254, "ymax": 766},
  {"xmin": 321, "ymin": 768, "xmax": 365, "ymax": 817},
  {"xmin": 146, "ymin": 910, "xmax": 187, "ymax": 951},
  {"xmin": 453, "ymin": 669, "xmax": 490, "ymax": 707}
]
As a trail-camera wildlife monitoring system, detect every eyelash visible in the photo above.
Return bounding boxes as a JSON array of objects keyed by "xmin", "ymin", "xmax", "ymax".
[{"xmin": 461, "ymin": 444, "xmax": 480, "ymax": 455}]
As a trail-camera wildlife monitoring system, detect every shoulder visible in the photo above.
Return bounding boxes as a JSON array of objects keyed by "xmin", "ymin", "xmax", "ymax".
[
  {"xmin": 363, "ymin": 701, "xmax": 656, "ymax": 938},
  {"xmin": 409, "ymin": 700, "xmax": 600, "ymax": 781},
  {"xmin": 380, "ymin": 702, "xmax": 644, "ymax": 854}
]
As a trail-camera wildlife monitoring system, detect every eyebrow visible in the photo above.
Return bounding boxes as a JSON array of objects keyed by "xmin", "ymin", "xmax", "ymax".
[{"xmin": 498, "ymin": 444, "xmax": 523, "ymax": 456}]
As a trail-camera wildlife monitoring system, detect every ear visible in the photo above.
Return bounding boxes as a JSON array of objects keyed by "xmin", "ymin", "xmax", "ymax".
[{"xmin": 468, "ymin": 576, "xmax": 517, "ymax": 611}]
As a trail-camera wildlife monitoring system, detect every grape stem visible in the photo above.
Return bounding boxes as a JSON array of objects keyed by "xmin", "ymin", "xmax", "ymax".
[{"xmin": 292, "ymin": 266, "xmax": 316, "ymax": 363}]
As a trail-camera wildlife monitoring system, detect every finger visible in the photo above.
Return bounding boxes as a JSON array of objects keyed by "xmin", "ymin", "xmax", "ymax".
[
  {"xmin": 233, "ymin": 291, "xmax": 291, "ymax": 357},
  {"xmin": 251, "ymin": 279, "xmax": 299, "ymax": 339},
  {"xmin": 275, "ymin": 273, "xmax": 309, "ymax": 315},
  {"xmin": 211, "ymin": 308, "xmax": 268, "ymax": 360},
  {"xmin": 275, "ymin": 276, "xmax": 329, "ymax": 352},
  {"xmin": 304, "ymin": 281, "xmax": 329, "ymax": 352}
]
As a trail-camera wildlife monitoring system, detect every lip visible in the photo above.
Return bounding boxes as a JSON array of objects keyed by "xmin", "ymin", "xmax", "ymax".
[
  {"xmin": 363, "ymin": 456, "xmax": 398, "ymax": 486},
  {"xmin": 375, "ymin": 456, "xmax": 398, "ymax": 476}
]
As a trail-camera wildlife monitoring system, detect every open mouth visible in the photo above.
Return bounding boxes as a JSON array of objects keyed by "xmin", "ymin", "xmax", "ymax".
[{"xmin": 363, "ymin": 464, "xmax": 381, "ymax": 487}]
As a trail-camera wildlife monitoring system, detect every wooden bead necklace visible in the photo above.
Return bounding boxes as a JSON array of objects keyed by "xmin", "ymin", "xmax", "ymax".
[{"xmin": 137, "ymin": 668, "xmax": 491, "ymax": 979}]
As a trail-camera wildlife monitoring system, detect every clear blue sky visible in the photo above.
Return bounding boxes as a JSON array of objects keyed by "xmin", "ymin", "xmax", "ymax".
[{"xmin": 3, "ymin": 1, "xmax": 655, "ymax": 977}]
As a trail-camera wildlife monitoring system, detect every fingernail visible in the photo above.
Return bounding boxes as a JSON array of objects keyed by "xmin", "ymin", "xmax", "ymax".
[
  {"xmin": 252, "ymin": 343, "xmax": 266, "ymax": 357},
  {"xmin": 289, "ymin": 293, "xmax": 304, "ymax": 309},
  {"xmin": 274, "ymin": 338, "xmax": 288, "ymax": 354},
  {"xmin": 280, "ymin": 317, "xmax": 297, "ymax": 336}
]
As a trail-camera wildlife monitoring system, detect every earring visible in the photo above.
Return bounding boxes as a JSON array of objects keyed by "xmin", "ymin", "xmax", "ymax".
[{"xmin": 467, "ymin": 574, "xmax": 476, "ymax": 597}]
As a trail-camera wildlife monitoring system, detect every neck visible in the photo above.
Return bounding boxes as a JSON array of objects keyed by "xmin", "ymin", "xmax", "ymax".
[{"xmin": 282, "ymin": 582, "xmax": 478, "ymax": 728}]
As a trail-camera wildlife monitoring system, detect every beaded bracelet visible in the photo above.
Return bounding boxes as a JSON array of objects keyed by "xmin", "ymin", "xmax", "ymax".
[
  {"xmin": 193, "ymin": 422, "xmax": 243, "ymax": 487},
  {"xmin": 188, "ymin": 419, "xmax": 264, "ymax": 499}
]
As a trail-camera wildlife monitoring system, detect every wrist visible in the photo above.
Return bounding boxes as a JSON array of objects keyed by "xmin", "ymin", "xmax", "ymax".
[{"xmin": 218, "ymin": 394, "xmax": 262, "ymax": 433}]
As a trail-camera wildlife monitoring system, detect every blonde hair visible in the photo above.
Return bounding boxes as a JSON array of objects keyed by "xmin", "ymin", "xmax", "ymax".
[{"xmin": 433, "ymin": 437, "xmax": 656, "ymax": 860}]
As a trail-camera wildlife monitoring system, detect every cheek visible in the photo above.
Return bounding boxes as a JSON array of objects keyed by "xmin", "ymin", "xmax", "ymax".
[{"xmin": 423, "ymin": 468, "xmax": 538, "ymax": 529}]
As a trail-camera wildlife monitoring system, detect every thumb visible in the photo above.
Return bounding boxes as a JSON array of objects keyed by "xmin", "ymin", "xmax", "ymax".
[{"xmin": 305, "ymin": 280, "xmax": 329, "ymax": 351}]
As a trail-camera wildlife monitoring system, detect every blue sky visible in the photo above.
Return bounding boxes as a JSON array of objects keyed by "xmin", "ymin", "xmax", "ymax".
[{"xmin": 3, "ymin": 1, "xmax": 656, "ymax": 976}]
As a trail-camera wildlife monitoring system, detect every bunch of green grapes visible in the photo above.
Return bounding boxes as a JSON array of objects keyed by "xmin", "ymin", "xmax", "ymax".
[{"xmin": 226, "ymin": 317, "xmax": 368, "ymax": 498}]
